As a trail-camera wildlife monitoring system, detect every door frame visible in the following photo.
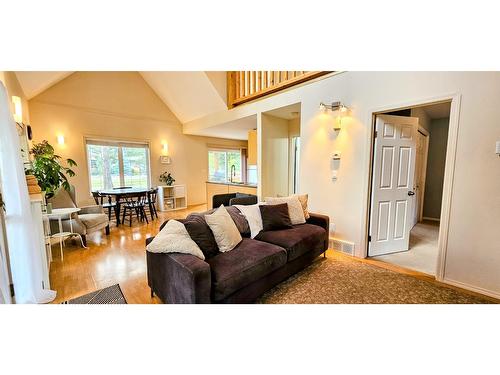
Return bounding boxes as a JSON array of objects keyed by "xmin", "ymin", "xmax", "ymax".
[
  {"xmin": 416, "ymin": 126, "xmax": 430, "ymax": 224},
  {"xmin": 362, "ymin": 93, "xmax": 461, "ymax": 281}
]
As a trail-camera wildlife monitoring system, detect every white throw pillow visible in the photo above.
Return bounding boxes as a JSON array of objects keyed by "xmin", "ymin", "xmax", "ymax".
[
  {"xmin": 146, "ymin": 220, "xmax": 205, "ymax": 260},
  {"xmin": 205, "ymin": 205, "xmax": 242, "ymax": 252},
  {"xmin": 294, "ymin": 194, "xmax": 310, "ymax": 220},
  {"xmin": 265, "ymin": 196, "xmax": 306, "ymax": 225},
  {"xmin": 234, "ymin": 203, "xmax": 266, "ymax": 239}
]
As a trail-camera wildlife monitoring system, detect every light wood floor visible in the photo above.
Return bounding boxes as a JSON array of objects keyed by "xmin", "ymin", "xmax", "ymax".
[
  {"xmin": 49, "ymin": 205, "xmax": 498, "ymax": 304},
  {"xmin": 49, "ymin": 204, "xmax": 207, "ymax": 304}
]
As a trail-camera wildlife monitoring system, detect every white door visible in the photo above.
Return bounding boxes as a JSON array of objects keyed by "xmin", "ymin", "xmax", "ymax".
[{"xmin": 369, "ymin": 115, "xmax": 418, "ymax": 256}]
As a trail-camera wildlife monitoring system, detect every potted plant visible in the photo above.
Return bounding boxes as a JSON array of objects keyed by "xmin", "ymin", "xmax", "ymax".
[
  {"xmin": 27, "ymin": 140, "xmax": 77, "ymax": 198},
  {"xmin": 159, "ymin": 171, "xmax": 175, "ymax": 186}
]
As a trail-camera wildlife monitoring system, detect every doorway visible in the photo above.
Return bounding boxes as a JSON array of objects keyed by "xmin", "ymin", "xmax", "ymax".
[{"xmin": 367, "ymin": 102, "xmax": 452, "ymax": 276}]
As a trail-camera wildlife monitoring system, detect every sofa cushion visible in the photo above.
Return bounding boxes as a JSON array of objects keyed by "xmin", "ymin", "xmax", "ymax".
[
  {"xmin": 183, "ymin": 215, "xmax": 219, "ymax": 259},
  {"xmin": 255, "ymin": 224, "xmax": 327, "ymax": 262},
  {"xmin": 146, "ymin": 220, "xmax": 205, "ymax": 260},
  {"xmin": 265, "ymin": 196, "xmax": 306, "ymax": 225},
  {"xmin": 188, "ymin": 206, "xmax": 251, "ymax": 237},
  {"xmin": 259, "ymin": 203, "xmax": 293, "ymax": 231},
  {"xmin": 205, "ymin": 205, "xmax": 242, "ymax": 252},
  {"xmin": 206, "ymin": 238, "xmax": 287, "ymax": 301},
  {"xmin": 79, "ymin": 213, "xmax": 108, "ymax": 230}
]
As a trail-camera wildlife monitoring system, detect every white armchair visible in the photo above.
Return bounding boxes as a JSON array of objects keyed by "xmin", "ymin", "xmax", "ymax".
[{"xmin": 47, "ymin": 186, "xmax": 110, "ymax": 246}]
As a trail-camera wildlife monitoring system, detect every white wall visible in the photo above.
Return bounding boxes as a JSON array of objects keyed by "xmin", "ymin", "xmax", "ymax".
[
  {"xmin": 187, "ymin": 71, "xmax": 500, "ymax": 297},
  {"xmin": 423, "ymin": 117, "xmax": 449, "ymax": 219},
  {"xmin": 259, "ymin": 114, "xmax": 290, "ymax": 198}
]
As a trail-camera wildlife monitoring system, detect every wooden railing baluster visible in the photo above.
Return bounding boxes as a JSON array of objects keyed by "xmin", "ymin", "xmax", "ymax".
[{"xmin": 227, "ymin": 71, "xmax": 331, "ymax": 108}]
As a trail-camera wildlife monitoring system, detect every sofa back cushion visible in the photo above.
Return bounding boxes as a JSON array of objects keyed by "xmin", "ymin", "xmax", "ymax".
[
  {"xmin": 146, "ymin": 219, "xmax": 205, "ymax": 260},
  {"xmin": 189, "ymin": 206, "xmax": 250, "ymax": 237},
  {"xmin": 205, "ymin": 205, "xmax": 242, "ymax": 253},
  {"xmin": 259, "ymin": 203, "xmax": 293, "ymax": 231},
  {"xmin": 183, "ymin": 215, "xmax": 219, "ymax": 259},
  {"xmin": 265, "ymin": 195, "xmax": 306, "ymax": 225}
]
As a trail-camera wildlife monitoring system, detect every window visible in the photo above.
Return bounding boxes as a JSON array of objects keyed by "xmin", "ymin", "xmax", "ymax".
[
  {"xmin": 208, "ymin": 149, "xmax": 243, "ymax": 183},
  {"xmin": 86, "ymin": 139, "xmax": 150, "ymax": 191}
]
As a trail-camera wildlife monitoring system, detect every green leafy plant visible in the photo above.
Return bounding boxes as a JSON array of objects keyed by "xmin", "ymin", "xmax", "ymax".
[
  {"xmin": 159, "ymin": 171, "xmax": 175, "ymax": 186},
  {"xmin": 27, "ymin": 140, "xmax": 77, "ymax": 198}
]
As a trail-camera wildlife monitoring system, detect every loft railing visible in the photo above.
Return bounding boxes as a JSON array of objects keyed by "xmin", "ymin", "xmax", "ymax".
[{"xmin": 227, "ymin": 71, "xmax": 332, "ymax": 108}]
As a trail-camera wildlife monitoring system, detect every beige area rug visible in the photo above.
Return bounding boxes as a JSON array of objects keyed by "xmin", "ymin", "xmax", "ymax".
[{"xmin": 258, "ymin": 256, "xmax": 492, "ymax": 304}]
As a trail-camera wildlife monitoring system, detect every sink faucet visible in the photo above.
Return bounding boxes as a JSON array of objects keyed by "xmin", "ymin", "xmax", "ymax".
[{"xmin": 230, "ymin": 164, "xmax": 236, "ymax": 183}]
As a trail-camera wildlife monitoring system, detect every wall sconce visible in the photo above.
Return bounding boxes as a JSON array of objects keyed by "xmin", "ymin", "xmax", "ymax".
[
  {"xmin": 320, "ymin": 101, "xmax": 349, "ymax": 131},
  {"xmin": 162, "ymin": 142, "xmax": 169, "ymax": 155},
  {"xmin": 57, "ymin": 135, "xmax": 65, "ymax": 145},
  {"xmin": 160, "ymin": 142, "xmax": 171, "ymax": 164},
  {"xmin": 12, "ymin": 96, "xmax": 22, "ymax": 123}
]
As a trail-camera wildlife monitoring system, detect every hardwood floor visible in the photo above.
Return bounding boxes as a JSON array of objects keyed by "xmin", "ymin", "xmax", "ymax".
[{"xmin": 49, "ymin": 204, "xmax": 207, "ymax": 304}]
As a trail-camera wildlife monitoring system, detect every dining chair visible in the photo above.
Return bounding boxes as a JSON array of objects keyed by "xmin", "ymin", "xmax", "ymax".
[
  {"xmin": 121, "ymin": 192, "xmax": 149, "ymax": 226},
  {"xmin": 92, "ymin": 191, "xmax": 118, "ymax": 223},
  {"xmin": 144, "ymin": 187, "xmax": 159, "ymax": 221}
]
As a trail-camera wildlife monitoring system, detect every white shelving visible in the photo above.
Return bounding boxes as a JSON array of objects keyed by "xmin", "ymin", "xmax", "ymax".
[{"xmin": 157, "ymin": 184, "xmax": 187, "ymax": 212}]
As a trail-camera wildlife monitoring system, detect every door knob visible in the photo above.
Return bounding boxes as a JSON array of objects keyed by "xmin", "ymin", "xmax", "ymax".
[{"xmin": 408, "ymin": 191, "xmax": 415, "ymax": 196}]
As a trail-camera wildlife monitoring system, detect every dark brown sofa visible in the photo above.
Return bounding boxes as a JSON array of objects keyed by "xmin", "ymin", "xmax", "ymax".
[{"xmin": 146, "ymin": 207, "xmax": 329, "ymax": 303}]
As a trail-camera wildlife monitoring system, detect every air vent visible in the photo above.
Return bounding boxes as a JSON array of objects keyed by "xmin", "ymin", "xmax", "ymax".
[{"xmin": 329, "ymin": 238, "xmax": 355, "ymax": 255}]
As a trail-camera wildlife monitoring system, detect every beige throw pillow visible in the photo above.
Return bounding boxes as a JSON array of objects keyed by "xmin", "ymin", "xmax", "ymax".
[
  {"xmin": 294, "ymin": 194, "xmax": 310, "ymax": 219},
  {"xmin": 49, "ymin": 187, "xmax": 76, "ymax": 209},
  {"xmin": 146, "ymin": 220, "xmax": 205, "ymax": 260},
  {"xmin": 265, "ymin": 196, "xmax": 306, "ymax": 225},
  {"xmin": 205, "ymin": 205, "xmax": 242, "ymax": 252}
]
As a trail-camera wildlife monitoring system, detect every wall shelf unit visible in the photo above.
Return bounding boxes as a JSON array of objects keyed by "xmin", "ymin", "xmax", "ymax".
[{"xmin": 157, "ymin": 185, "xmax": 187, "ymax": 212}]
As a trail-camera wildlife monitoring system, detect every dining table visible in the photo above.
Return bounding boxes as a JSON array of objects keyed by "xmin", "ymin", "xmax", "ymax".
[{"xmin": 98, "ymin": 187, "xmax": 150, "ymax": 225}]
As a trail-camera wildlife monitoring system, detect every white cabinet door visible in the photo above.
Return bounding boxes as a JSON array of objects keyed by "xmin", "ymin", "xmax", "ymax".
[{"xmin": 369, "ymin": 115, "xmax": 418, "ymax": 256}]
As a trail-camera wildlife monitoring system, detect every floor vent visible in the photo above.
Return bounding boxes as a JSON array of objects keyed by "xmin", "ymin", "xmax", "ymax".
[{"xmin": 329, "ymin": 238, "xmax": 355, "ymax": 255}]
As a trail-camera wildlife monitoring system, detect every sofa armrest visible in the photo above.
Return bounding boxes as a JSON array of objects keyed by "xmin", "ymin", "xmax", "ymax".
[
  {"xmin": 307, "ymin": 212, "xmax": 330, "ymax": 252},
  {"xmin": 147, "ymin": 250, "xmax": 211, "ymax": 304},
  {"xmin": 79, "ymin": 205, "xmax": 104, "ymax": 215},
  {"xmin": 306, "ymin": 212, "xmax": 330, "ymax": 232}
]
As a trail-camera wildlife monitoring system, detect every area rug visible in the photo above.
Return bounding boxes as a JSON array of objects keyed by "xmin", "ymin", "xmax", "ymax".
[
  {"xmin": 258, "ymin": 256, "xmax": 493, "ymax": 304},
  {"xmin": 62, "ymin": 284, "xmax": 127, "ymax": 304}
]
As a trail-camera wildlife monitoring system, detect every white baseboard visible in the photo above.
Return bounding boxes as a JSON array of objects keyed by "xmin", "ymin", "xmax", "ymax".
[
  {"xmin": 423, "ymin": 216, "xmax": 440, "ymax": 222},
  {"xmin": 443, "ymin": 277, "xmax": 500, "ymax": 300}
]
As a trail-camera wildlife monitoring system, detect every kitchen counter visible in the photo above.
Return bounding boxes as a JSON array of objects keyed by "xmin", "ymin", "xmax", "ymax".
[{"xmin": 206, "ymin": 181, "xmax": 257, "ymax": 188}]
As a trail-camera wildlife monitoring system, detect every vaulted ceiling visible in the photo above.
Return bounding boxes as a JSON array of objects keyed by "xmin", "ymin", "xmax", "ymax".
[
  {"xmin": 13, "ymin": 71, "xmax": 259, "ymax": 140},
  {"xmin": 139, "ymin": 71, "xmax": 227, "ymax": 123},
  {"xmin": 14, "ymin": 71, "xmax": 74, "ymax": 99},
  {"xmin": 14, "ymin": 71, "xmax": 228, "ymax": 124}
]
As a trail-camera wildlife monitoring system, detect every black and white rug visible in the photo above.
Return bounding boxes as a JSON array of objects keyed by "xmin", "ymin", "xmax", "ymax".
[{"xmin": 62, "ymin": 284, "xmax": 127, "ymax": 304}]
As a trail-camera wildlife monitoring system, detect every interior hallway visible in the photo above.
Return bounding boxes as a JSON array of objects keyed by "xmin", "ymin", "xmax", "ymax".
[{"xmin": 372, "ymin": 220, "xmax": 439, "ymax": 275}]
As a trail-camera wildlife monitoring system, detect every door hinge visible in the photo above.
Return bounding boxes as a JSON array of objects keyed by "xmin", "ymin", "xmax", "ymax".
[
  {"xmin": 374, "ymin": 131, "xmax": 378, "ymax": 138},
  {"xmin": 368, "ymin": 235, "xmax": 372, "ymax": 242}
]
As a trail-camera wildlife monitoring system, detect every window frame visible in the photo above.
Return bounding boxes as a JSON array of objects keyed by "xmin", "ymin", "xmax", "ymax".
[
  {"xmin": 207, "ymin": 147, "xmax": 244, "ymax": 184},
  {"xmin": 85, "ymin": 137, "xmax": 152, "ymax": 194}
]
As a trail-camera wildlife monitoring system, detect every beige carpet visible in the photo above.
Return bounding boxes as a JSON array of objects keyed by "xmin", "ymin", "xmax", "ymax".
[
  {"xmin": 258, "ymin": 255, "xmax": 492, "ymax": 304},
  {"xmin": 373, "ymin": 221, "xmax": 440, "ymax": 275}
]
